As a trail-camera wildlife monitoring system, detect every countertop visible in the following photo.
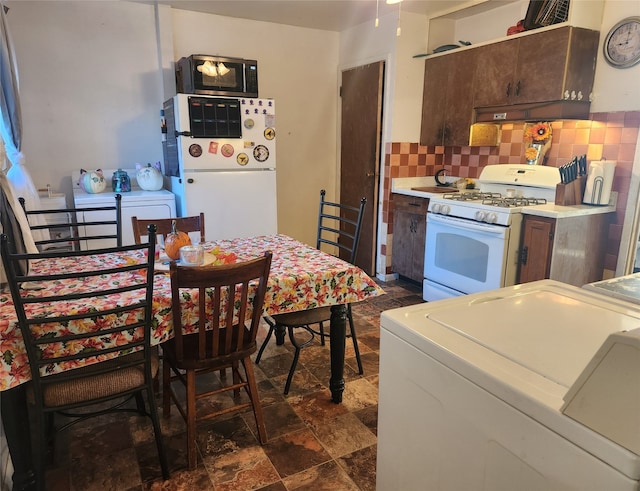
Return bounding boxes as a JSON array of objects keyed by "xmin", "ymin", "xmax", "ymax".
[
  {"xmin": 391, "ymin": 177, "xmax": 464, "ymax": 199},
  {"xmin": 583, "ymin": 273, "xmax": 640, "ymax": 304},
  {"xmin": 521, "ymin": 192, "xmax": 617, "ymax": 218},
  {"xmin": 392, "ymin": 177, "xmax": 617, "ymax": 218}
]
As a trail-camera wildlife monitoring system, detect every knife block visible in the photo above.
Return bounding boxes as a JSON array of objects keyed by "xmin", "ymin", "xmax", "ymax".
[
  {"xmin": 555, "ymin": 178, "xmax": 586, "ymax": 206},
  {"xmin": 555, "ymin": 181, "xmax": 578, "ymax": 205}
]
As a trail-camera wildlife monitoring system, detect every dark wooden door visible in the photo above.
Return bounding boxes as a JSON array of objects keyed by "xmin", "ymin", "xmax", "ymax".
[
  {"xmin": 420, "ymin": 50, "xmax": 475, "ymax": 146},
  {"xmin": 473, "ymin": 39, "xmax": 519, "ymax": 107},
  {"xmin": 514, "ymin": 27, "xmax": 571, "ymax": 104},
  {"xmin": 420, "ymin": 55, "xmax": 449, "ymax": 146},
  {"xmin": 340, "ymin": 61, "xmax": 384, "ymax": 276},
  {"xmin": 443, "ymin": 49, "xmax": 477, "ymax": 146},
  {"xmin": 518, "ymin": 215, "xmax": 555, "ymax": 283}
]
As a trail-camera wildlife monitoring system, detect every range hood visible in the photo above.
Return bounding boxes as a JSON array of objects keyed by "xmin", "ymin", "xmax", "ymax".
[{"xmin": 474, "ymin": 100, "xmax": 591, "ymax": 123}]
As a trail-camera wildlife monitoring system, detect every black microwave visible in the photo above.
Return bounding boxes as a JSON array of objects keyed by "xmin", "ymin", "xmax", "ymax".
[{"xmin": 175, "ymin": 55, "xmax": 258, "ymax": 98}]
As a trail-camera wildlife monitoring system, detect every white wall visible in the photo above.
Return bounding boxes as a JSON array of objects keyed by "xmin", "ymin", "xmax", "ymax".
[
  {"xmin": 168, "ymin": 10, "xmax": 339, "ymax": 246},
  {"xmin": 591, "ymin": 0, "xmax": 640, "ymax": 112},
  {"xmin": 4, "ymin": 2, "xmax": 339, "ymax": 247},
  {"xmin": 7, "ymin": 1, "xmax": 164, "ymax": 202}
]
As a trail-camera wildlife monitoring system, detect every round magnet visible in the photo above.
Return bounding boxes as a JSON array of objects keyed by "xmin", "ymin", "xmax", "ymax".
[
  {"xmin": 237, "ymin": 153, "xmax": 249, "ymax": 166},
  {"xmin": 189, "ymin": 144, "xmax": 202, "ymax": 157},
  {"xmin": 253, "ymin": 145, "xmax": 269, "ymax": 162},
  {"xmin": 264, "ymin": 128, "xmax": 275, "ymax": 140},
  {"xmin": 221, "ymin": 144, "xmax": 234, "ymax": 158},
  {"xmin": 244, "ymin": 118, "xmax": 255, "ymax": 129}
]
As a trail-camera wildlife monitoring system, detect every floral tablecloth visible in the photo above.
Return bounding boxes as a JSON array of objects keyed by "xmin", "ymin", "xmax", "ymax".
[{"xmin": 0, "ymin": 234, "xmax": 384, "ymax": 390}]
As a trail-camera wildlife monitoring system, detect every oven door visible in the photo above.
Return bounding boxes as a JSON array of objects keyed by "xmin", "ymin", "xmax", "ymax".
[{"xmin": 424, "ymin": 213, "xmax": 510, "ymax": 299}]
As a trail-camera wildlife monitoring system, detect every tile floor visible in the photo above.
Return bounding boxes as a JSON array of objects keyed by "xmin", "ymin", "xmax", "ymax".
[{"xmin": 43, "ymin": 279, "xmax": 423, "ymax": 490}]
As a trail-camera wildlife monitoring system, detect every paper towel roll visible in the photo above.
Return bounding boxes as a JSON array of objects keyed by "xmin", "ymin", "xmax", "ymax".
[{"xmin": 583, "ymin": 160, "xmax": 616, "ymax": 205}]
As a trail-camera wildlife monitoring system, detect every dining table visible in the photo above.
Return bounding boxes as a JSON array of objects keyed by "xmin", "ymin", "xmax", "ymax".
[{"xmin": 0, "ymin": 233, "xmax": 384, "ymax": 490}]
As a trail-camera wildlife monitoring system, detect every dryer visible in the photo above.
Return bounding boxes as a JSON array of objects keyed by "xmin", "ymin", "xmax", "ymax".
[{"xmin": 72, "ymin": 169, "xmax": 176, "ymax": 248}]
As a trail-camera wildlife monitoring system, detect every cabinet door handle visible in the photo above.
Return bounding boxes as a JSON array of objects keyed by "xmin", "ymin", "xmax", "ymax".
[
  {"xmin": 506, "ymin": 82, "xmax": 511, "ymax": 97},
  {"xmin": 520, "ymin": 245, "xmax": 528, "ymax": 265},
  {"xmin": 515, "ymin": 80, "xmax": 521, "ymax": 97}
]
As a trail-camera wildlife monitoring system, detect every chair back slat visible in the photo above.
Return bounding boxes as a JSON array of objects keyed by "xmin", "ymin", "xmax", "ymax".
[
  {"xmin": 19, "ymin": 194, "xmax": 123, "ymax": 251},
  {"xmin": 169, "ymin": 252, "xmax": 272, "ymax": 363},
  {"xmin": 316, "ymin": 189, "xmax": 367, "ymax": 264},
  {"xmin": 0, "ymin": 225, "xmax": 157, "ymax": 389},
  {"xmin": 132, "ymin": 214, "xmax": 205, "ymax": 245}
]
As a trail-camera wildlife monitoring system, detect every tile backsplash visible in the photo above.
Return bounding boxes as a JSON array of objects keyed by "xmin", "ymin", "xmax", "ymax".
[{"xmin": 381, "ymin": 111, "xmax": 640, "ymax": 280}]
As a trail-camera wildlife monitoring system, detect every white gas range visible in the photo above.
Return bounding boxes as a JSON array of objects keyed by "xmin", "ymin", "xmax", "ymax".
[{"xmin": 424, "ymin": 164, "xmax": 560, "ymax": 301}]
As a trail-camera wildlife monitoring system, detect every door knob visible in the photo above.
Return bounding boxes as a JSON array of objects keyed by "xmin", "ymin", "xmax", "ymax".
[{"xmin": 366, "ymin": 172, "xmax": 375, "ymax": 177}]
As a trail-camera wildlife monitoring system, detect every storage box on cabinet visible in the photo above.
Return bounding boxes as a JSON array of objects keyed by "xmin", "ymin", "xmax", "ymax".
[{"xmin": 392, "ymin": 194, "xmax": 429, "ymax": 282}]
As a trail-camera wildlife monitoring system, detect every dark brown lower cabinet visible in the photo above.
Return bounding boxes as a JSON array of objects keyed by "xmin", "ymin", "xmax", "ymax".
[
  {"xmin": 392, "ymin": 194, "xmax": 429, "ymax": 282},
  {"xmin": 518, "ymin": 215, "xmax": 555, "ymax": 283}
]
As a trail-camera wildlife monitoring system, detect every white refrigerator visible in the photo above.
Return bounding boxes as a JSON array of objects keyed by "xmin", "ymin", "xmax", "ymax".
[{"xmin": 163, "ymin": 94, "xmax": 277, "ymax": 240}]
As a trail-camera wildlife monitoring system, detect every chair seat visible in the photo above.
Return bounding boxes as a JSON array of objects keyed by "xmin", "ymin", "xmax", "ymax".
[
  {"xmin": 162, "ymin": 327, "xmax": 256, "ymax": 370},
  {"xmin": 271, "ymin": 306, "xmax": 334, "ymax": 327},
  {"xmin": 29, "ymin": 350, "xmax": 159, "ymax": 408}
]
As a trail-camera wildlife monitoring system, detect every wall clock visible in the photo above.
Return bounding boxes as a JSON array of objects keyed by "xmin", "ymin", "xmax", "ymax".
[{"xmin": 603, "ymin": 16, "xmax": 640, "ymax": 68}]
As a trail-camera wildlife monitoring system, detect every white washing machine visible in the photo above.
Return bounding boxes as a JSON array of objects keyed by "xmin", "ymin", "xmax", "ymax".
[
  {"xmin": 72, "ymin": 169, "xmax": 176, "ymax": 248},
  {"xmin": 377, "ymin": 280, "xmax": 640, "ymax": 491}
]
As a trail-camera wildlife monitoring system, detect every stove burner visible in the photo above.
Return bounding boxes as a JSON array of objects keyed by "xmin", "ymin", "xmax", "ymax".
[
  {"xmin": 482, "ymin": 197, "xmax": 548, "ymax": 208},
  {"xmin": 444, "ymin": 192, "xmax": 501, "ymax": 201}
]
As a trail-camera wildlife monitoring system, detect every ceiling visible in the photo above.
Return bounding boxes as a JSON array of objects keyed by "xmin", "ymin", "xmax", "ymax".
[{"xmin": 141, "ymin": 0, "xmax": 469, "ymax": 32}]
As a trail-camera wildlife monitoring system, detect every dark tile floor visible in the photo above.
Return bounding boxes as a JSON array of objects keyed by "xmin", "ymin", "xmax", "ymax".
[{"xmin": 45, "ymin": 279, "xmax": 423, "ymax": 490}]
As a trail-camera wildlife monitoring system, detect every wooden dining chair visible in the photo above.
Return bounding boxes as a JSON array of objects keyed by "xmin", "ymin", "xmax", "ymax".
[
  {"xmin": 163, "ymin": 251, "xmax": 272, "ymax": 469},
  {"xmin": 131, "ymin": 213, "xmax": 205, "ymax": 245},
  {"xmin": 0, "ymin": 225, "xmax": 169, "ymax": 490},
  {"xmin": 18, "ymin": 194, "xmax": 123, "ymax": 251},
  {"xmin": 255, "ymin": 189, "xmax": 367, "ymax": 394}
]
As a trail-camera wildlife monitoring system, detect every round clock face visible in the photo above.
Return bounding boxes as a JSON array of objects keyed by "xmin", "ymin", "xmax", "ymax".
[{"xmin": 604, "ymin": 16, "xmax": 640, "ymax": 68}]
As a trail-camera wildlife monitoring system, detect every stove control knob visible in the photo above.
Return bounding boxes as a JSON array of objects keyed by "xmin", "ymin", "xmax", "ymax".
[
  {"xmin": 486, "ymin": 212, "xmax": 498, "ymax": 224},
  {"xmin": 432, "ymin": 203, "xmax": 441, "ymax": 214},
  {"xmin": 475, "ymin": 211, "xmax": 486, "ymax": 221},
  {"xmin": 440, "ymin": 204, "xmax": 450, "ymax": 215}
]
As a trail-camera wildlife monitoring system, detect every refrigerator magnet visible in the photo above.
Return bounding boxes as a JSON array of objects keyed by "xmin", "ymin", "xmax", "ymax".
[
  {"xmin": 244, "ymin": 141, "xmax": 255, "ymax": 148},
  {"xmin": 209, "ymin": 141, "xmax": 219, "ymax": 154},
  {"xmin": 264, "ymin": 128, "xmax": 275, "ymax": 140},
  {"xmin": 253, "ymin": 145, "xmax": 269, "ymax": 162},
  {"xmin": 237, "ymin": 153, "xmax": 249, "ymax": 166},
  {"xmin": 189, "ymin": 144, "xmax": 203, "ymax": 158},
  {"xmin": 244, "ymin": 118, "xmax": 255, "ymax": 129},
  {"xmin": 221, "ymin": 144, "xmax": 234, "ymax": 158}
]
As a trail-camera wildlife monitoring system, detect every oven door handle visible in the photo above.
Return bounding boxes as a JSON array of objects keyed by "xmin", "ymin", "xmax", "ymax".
[{"xmin": 427, "ymin": 213, "xmax": 507, "ymax": 236}]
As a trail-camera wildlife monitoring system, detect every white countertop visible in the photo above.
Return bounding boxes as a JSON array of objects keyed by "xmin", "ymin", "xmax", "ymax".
[
  {"xmin": 521, "ymin": 192, "xmax": 617, "ymax": 218},
  {"xmin": 391, "ymin": 176, "xmax": 463, "ymax": 199}
]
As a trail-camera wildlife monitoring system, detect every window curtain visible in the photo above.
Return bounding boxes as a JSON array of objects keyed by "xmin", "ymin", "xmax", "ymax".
[{"xmin": 0, "ymin": 2, "xmax": 41, "ymax": 279}]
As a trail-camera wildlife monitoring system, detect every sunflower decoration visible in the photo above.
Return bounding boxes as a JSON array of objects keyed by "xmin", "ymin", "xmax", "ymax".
[
  {"xmin": 524, "ymin": 147, "xmax": 539, "ymax": 161},
  {"xmin": 525, "ymin": 122, "xmax": 552, "ymax": 143},
  {"xmin": 523, "ymin": 122, "xmax": 553, "ymax": 165}
]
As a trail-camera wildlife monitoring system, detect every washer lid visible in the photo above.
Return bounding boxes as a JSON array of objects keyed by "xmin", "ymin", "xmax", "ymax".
[{"xmin": 427, "ymin": 286, "xmax": 640, "ymax": 388}]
